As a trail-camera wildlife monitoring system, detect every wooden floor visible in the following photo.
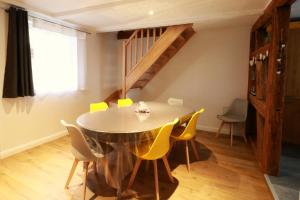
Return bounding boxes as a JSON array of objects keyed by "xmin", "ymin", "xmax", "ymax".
[{"xmin": 0, "ymin": 131, "xmax": 273, "ymax": 200}]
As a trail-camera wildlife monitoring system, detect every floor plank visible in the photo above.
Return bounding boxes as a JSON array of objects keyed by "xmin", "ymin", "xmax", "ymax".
[{"xmin": 0, "ymin": 131, "xmax": 273, "ymax": 200}]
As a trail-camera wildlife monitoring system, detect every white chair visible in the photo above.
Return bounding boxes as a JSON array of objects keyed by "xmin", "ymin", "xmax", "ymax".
[
  {"xmin": 216, "ymin": 99, "xmax": 248, "ymax": 146},
  {"xmin": 167, "ymin": 98, "xmax": 183, "ymax": 106},
  {"xmin": 61, "ymin": 120, "xmax": 109, "ymax": 200}
]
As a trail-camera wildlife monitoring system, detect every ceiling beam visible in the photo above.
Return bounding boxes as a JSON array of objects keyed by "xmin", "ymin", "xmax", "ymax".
[
  {"xmin": 117, "ymin": 27, "xmax": 167, "ymax": 40},
  {"xmin": 97, "ymin": 9, "xmax": 262, "ymax": 32},
  {"xmin": 53, "ymin": 0, "xmax": 146, "ymax": 19},
  {"xmin": 290, "ymin": 21, "xmax": 300, "ymax": 29}
]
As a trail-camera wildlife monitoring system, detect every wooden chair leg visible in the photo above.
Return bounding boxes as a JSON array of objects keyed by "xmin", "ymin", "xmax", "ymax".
[
  {"xmin": 162, "ymin": 156, "xmax": 174, "ymax": 183},
  {"xmin": 166, "ymin": 140, "xmax": 176, "ymax": 157},
  {"xmin": 145, "ymin": 160, "xmax": 150, "ymax": 172},
  {"xmin": 83, "ymin": 162, "xmax": 90, "ymax": 200},
  {"xmin": 185, "ymin": 141, "xmax": 190, "ymax": 172},
  {"xmin": 216, "ymin": 121, "xmax": 225, "ymax": 137},
  {"xmin": 102, "ymin": 157, "xmax": 113, "ymax": 185},
  {"xmin": 92, "ymin": 161, "xmax": 97, "ymax": 175},
  {"xmin": 230, "ymin": 123, "xmax": 233, "ymax": 146},
  {"xmin": 242, "ymin": 123, "xmax": 248, "ymax": 144},
  {"xmin": 127, "ymin": 158, "xmax": 142, "ymax": 189},
  {"xmin": 153, "ymin": 160, "xmax": 160, "ymax": 200},
  {"xmin": 65, "ymin": 159, "xmax": 79, "ymax": 189},
  {"xmin": 190, "ymin": 139, "xmax": 200, "ymax": 160}
]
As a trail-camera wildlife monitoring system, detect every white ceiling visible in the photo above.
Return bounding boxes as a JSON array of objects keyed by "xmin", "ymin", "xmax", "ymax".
[{"xmin": 2, "ymin": 0, "xmax": 271, "ymax": 32}]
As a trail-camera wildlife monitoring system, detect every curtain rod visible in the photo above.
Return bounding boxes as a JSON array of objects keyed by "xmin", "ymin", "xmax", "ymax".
[
  {"xmin": 0, "ymin": 6, "xmax": 91, "ymax": 34},
  {"xmin": 27, "ymin": 14, "xmax": 91, "ymax": 35}
]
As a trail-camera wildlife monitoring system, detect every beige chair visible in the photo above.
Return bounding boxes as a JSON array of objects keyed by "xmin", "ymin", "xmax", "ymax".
[
  {"xmin": 216, "ymin": 98, "xmax": 248, "ymax": 146},
  {"xmin": 61, "ymin": 120, "xmax": 108, "ymax": 200}
]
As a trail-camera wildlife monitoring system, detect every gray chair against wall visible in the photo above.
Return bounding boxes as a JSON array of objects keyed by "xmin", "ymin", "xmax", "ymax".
[
  {"xmin": 61, "ymin": 120, "xmax": 110, "ymax": 200},
  {"xmin": 215, "ymin": 98, "xmax": 248, "ymax": 146}
]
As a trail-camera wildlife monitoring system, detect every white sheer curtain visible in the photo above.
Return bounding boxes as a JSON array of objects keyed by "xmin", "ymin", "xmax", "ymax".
[{"xmin": 28, "ymin": 16, "xmax": 87, "ymax": 94}]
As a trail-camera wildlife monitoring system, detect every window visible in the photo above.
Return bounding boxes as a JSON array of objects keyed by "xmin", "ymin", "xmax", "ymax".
[{"xmin": 29, "ymin": 19, "xmax": 86, "ymax": 94}]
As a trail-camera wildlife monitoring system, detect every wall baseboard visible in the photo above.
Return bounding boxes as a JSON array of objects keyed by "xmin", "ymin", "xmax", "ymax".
[
  {"xmin": 0, "ymin": 130, "xmax": 68, "ymax": 159},
  {"xmin": 197, "ymin": 124, "xmax": 230, "ymax": 135}
]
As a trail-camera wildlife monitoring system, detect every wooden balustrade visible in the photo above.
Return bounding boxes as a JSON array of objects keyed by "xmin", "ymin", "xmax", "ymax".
[
  {"xmin": 120, "ymin": 24, "xmax": 194, "ymax": 98},
  {"xmin": 121, "ymin": 26, "xmax": 168, "ymax": 97},
  {"xmin": 123, "ymin": 27, "xmax": 166, "ymax": 76}
]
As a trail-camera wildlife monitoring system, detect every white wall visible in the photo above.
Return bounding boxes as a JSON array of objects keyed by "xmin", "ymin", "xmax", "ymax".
[
  {"xmin": 0, "ymin": 9, "xmax": 120, "ymax": 158},
  {"xmin": 0, "ymin": 8, "xmax": 251, "ymax": 157},
  {"xmin": 129, "ymin": 26, "xmax": 250, "ymax": 134}
]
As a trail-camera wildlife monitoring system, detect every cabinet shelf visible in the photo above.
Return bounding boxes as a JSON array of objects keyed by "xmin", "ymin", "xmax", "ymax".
[
  {"xmin": 249, "ymin": 95, "xmax": 266, "ymax": 117},
  {"xmin": 250, "ymin": 43, "xmax": 271, "ymax": 57}
]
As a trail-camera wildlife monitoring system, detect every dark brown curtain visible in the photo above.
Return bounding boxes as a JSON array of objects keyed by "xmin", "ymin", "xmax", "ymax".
[{"xmin": 2, "ymin": 7, "xmax": 34, "ymax": 98}]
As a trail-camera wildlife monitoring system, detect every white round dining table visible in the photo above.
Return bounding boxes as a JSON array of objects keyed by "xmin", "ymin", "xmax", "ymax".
[
  {"xmin": 76, "ymin": 101, "xmax": 194, "ymax": 199},
  {"xmin": 77, "ymin": 101, "xmax": 193, "ymax": 135}
]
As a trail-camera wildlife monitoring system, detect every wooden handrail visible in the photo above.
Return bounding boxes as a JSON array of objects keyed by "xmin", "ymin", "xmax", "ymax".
[{"xmin": 125, "ymin": 29, "xmax": 139, "ymax": 46}]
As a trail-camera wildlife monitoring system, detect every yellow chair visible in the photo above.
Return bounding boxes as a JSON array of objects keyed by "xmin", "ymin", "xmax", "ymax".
[
  {"xmin": 127, "ymin": 118, "xmax": 179, "ymax": 200},
  {"xmin": 90, "ymin": 102, "xmax": 108, "ymax": 113},
  {"xmin": 170, "ymin": 108, "xmax": 205, "ymax": 172},
  {"xmin": 117, "ymin": 98, "xmax": 133, "ymax": 107}
]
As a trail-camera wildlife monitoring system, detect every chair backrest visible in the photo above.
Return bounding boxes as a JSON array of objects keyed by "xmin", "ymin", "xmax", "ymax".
[
  {"xmin": 61, "ymin": 120, "xmax": 96, "ymax": 161},
  {"xmin": 179, "ymin": 108, "xmax": 205, "ymax": 140},
  {"xmin": 90, "ymin": 102, "xmax": 108, "ymax": 113},
  {"xmin": 142, "ymin": 118, "xmax": 179, "ymax": 160},
  {"xmin": 118, "ymin": 98, "xmax": 133, "ymax": 107},
  {"xmin": 168, "ymin": 98, "xmax": 183, "ymax": 106},
  {"xmin": 226, "ymin": 99, "xmax": 248, "ymax": 121}
]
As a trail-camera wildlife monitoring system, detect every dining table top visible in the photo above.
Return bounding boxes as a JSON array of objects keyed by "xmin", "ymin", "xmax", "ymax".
[{"xmin": 76, "ymin": 101, "xmax": 194, "ymax": 134}]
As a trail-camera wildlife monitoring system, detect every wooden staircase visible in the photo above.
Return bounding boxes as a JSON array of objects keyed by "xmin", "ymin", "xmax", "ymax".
[{"xmin": 104, "ymin": 24, "xmax": 195, "ymax": 102}]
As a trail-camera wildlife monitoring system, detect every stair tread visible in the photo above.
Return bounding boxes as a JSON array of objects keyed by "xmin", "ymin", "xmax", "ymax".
[{"xmin": 169, "ymin": 45, "xmax": 177, "ymax": 50}]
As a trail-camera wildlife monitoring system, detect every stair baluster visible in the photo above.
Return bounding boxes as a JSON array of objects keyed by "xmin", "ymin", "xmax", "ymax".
[{"xmin": 122, "ymin": 27, "xmax": 165, "ymax": 97}]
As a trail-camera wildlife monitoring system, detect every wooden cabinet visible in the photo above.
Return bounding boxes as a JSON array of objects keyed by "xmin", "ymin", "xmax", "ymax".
[{"xmin": 246, "ymin": 0, "xmax": 293, "ymax": 176}]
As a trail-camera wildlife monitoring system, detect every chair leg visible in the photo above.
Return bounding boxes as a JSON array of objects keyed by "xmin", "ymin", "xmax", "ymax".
[
  {"xmin": 216, "ymin": 121, "xmax": 225, "ymax": 137},
  {"xmin": 167, "ymin": 140, "xmax": 176, "ymax": 158},
  {"xmin": 92, "ymin": 161, "xmax": 97, "ymax": 175},
  {"xmin": 190, "ymin": 139, "xmax": 200, "ymax": 160},
  {"xmin": 83, "ymin": 161, "xmax": 90, "ymax": 200},
  {"xmin": 153, "ymin": 160, "xmax": 160, "ymax": 200},
  {"xmin": 65, "ymin": 159, "xmax": 79, "ymax": 189},
  {"xmin": 185, "ymin": 141, "xmax": 190, "ymax": 173},
  {"xmin": 127, "ymin": 158, "xmax": 142, "ymax": 189},
  {"xmin": 242, "ymin": 123, "xmax": 248, "ymax": 144},
  {"xmin": 102, "ymin": 157, "xmax": 113, "ymax": 185},
  {"xmin": 162, "ymin": 156, "xmax": 174, "ymax": 183},
  {"xmin": 145, "ymin": 160, "xmax": 150, "ymax": 172},
  {"xmin": 230, "ymin": 123, "xmax": 233, "ymax": 146}
]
